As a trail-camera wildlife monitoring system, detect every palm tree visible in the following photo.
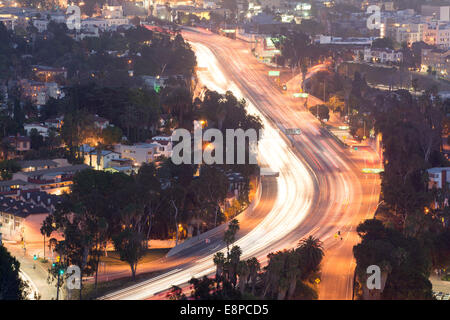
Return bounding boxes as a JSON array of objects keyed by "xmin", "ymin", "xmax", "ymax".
[
  {"xmin": 237, "ymin": 260, "xmax": 249, "ymax": 295},
  {"xmin": 263, "ymin": 251, "xmax": 285, "ymax": 298},
  {"xmin": 286, "ymin": 250, "xmax": 301, "ymax": 299},
  {"xmin": 161, "ymin": 86, "xmax": 193, "ymax": 128},
  {"xmin": 224, "ymin": 219, "xmax": 240, "ymax": 256},
  {"xmin": 213, "ymin": 251, "xmax": 226, "ymax": 280},
  {"xmin": 0, "ymin": 139, "xmax": 13, "ymax": 160},
  {"xmin": 228, "ymin": 245, "xmax": 242, "ymax": 287},
  {"xmin": 246, "ymin": 257, "xmax": 260, "ymax": 295},
  {"xmin": 296, "ymin": 236, "xmax": 324, "ymax": 279}
]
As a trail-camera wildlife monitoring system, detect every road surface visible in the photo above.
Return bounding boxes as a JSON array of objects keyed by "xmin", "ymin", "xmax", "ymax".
[{"xmin": 101, "ymin": 28, "xmax": 380, "ymax": 300}]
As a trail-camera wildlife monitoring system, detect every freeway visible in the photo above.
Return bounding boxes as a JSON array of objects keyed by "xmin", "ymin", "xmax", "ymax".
[{"xmin": 101, "ymin": 28, "xmax": 380, "ymax": 300}]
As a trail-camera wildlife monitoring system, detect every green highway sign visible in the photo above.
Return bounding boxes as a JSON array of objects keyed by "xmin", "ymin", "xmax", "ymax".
[
  {"xmin": 362, "ymin": 168, "xmax": 384, "ymax": 174},
  {"xmin": 293, "ymin": 93, "xmax": 309, "ymax": 98},
  {"xmin": 268, "ymin": 70, "xmax": 280, "ymax": 77}
]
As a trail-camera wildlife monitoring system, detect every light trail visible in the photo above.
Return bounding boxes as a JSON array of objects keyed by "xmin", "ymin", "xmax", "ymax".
[
  {"xmin": 101, "ymin": 30, "xmax": 380, "ymax": 300},
  {"xmin": 101, "ymin": 41, "xmax": 316, "ymax": 301}
]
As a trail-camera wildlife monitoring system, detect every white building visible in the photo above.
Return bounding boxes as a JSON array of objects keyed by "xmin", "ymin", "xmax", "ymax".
[
  {"xmin": 151, "ymin": 135, "xmax": 173, "ymax": 158},
  {"xmin": 84, "ymin": 149, "xmax": 122, "ymax": 171},
  {"xmin": 81, "ymin": 16, "xmax": 129, "ymax": 31},
  {"xmin": 102, "ymin": 5, "xmax": 124, "ymax": 19},
  {"xmin": 422, "ymin": 5, "xmax": 450, "ymax": 22},
  {"xmin": 385, "ymin": 22, "xmax": 426, "ymax": 46},
  {"xmin": 424, "ymin": 22, "xmax": 450, "ymax": 50},
  {"xmin": 363, "ymin": 47, "xmax": 403, "ymax": 64},
  {"xmin": 114, "ymin": 143, "xmax": 160, "ymax": 165},
  {"xmin": 24, "ymin": 123, "xmax": 49, "ymax": 137},
  {"xmin": 81, "ymin": 18, "xmax": 109, "ymax": 31},
  {"xmin": 427, "ymin": 167, "xmax": 450, "ymax": 189}
]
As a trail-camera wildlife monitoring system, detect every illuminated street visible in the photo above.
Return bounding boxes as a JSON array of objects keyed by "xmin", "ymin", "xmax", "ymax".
[{"xmin": 100, "ymin": 28, "xmax": 381, "ymax": 300}]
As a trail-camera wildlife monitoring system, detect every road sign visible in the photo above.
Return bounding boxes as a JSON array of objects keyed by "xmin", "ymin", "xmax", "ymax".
[
  {"xmin": 315, "ymin": 278, "xmax": 321, "ymax": 284},
  {"xmin": 293, "ymin": 93, "xmax": 309, "ymax": 98},
  {"xmin": 362, "ymin": 168, "xmax": 384, "ymax": 174},
  {"xmin": 285, "ymin": 128, "xmax": 302, "ymax": 135},
  {"xmin": 268, "ymin": 70, "xmax": 280, "ymax": 77}
]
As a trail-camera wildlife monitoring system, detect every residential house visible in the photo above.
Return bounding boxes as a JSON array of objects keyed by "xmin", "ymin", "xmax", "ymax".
[
  {"xmin": 32, "ymin": 65, "xmax": 67, "ymax": 82},
  {"xmin": 363, "ymin": 47, "xmax": 403, "ymax": 64},
  {"xmin": 104, "ymin": 158, "xmax": 135, "ymax": 175},
  {"xmin": 13, "ymin": 164, "xmax": 90, "ymax": 195},
  {"xmin": 83, "ymin": 149, "xmax": 121, "ymax": 170},
  {"xmin": 114, "ymin": 142, "xmax": 160, "ymax": 165},
  {"xmin": 0, "ymin": 180, "xmax": 30, "ymax": 197},
  {"xmin": 17, "ymin": 159, "xmax": 59, "ymax": 172},
  {"xmin": 0, "ymin": 196, "xmax": 49, "ymax": 242},
  {"xmin": 44, "ymin": 116, "xmax": 64, "ymax": 130},
  {"xmin": 3, "ymin": 134, "xmax": 31, "ymax": 153},
  {"xmin": 421, "ymin": 48, "xmax": 450, "ymax": 79},
  {"xmin": 423, "ymin": 22, "xmax": 450, "ymax": 50},
  {"xmin": 150, "ymin": 135, "xmax": 173, "ymax": 158},
  {"xmin": 19, "ymin": 80, "xmax": 63, "ymax": 106},
  {"xmin": 18, "ymin": 190, "xmax": 61, "ymax": 214},
  {"xmin": 24, "ymin": 123, "xmax": 50, "ymax": 137}
]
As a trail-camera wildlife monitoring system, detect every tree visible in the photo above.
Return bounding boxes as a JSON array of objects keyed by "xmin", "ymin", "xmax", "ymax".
[
  {"xmin": 166, "ymin": 285, "xmax": 186, "ymax": 300},
  {"xmin": 327, "ymin": 95, "xmax": 345, "ymax": 113},
  {"xmin": 161, "ymin": 86, "xmax": 193, "ymax": 129},
  {"xmin": 411, "ymin": 79, "xmax": 419, "ymax": 94},
  {"xmin": 41, "ymin": 170, "xmax": 129, "ymax": 298},
  {"xmin": 213, "ymin": 251, "xmax": 226, "ymax": 280},
  {"xmin": 0, "ymin": 245, "xmax": 29, "ymax": 300},
  {"xmin": 227, "ymin": 245, "xmax": 242, "ymax": 286},
  {"xmin": 224, "ymin": 219, "xmax": 240, "ymax": 256},
  {"xmin": 0, "ymin": 140, "xmax": 13, "ymax": 161},
  {"xmin": 195, "ymin": 166, "xmax": 228, "ymax": 227},
  {"xmin": 112, "ymin": 228, "xmax": 146, "ymax": 280},
  {"xmin": 309, "ymin": 104, "xmax": 330, "ymax": 121},
  {"xmin": 296, "ymin": 236, "xmax": 324, "ymax": 278},
  {"xmin": 262, "ymin": 250, "xmax": 286, "ymax": 299},
  {"xmin": 101, "ymin": 126, "xmax": 122, "ymax": 145},
  {"xmin": 0, "ymin": 159, "xmax": 20, "ymax": 180},
  {"xmin": 189, "ymin": 276, "xmax": 215, "ymax": 300},
  {"xmin": 372, "ymin": 37, "xmax": 395, "ymax": 50},
  {"xmin": 237, "ymin": 260, "xmax": 250, "ymax": 295},
  {"xmin": 29, "ymin": 128, "xmax": 44, "ymax": 150},
  {"xmin": 246, "ymin": 257, "xmax": 260, "ymax": 295},
  {"xmin": 353, "ymin": 219, "xmax": 433, "ymax": 300}
]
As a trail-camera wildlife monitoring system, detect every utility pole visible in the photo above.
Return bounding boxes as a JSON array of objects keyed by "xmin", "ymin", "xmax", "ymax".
[{"xmin": 56, "ymin": 270, "xmax": 61, "ymax": 300}]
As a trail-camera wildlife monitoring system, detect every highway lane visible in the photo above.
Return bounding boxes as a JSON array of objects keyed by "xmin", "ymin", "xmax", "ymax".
[
  {"xmin": 184, "ymin": 29, "xmax": 380, "ymax": 300},
  {"xmin": 100, "ymin": 38, "xmax": 318, "ymax": 299},
  {"xmin": 101, "ymin": 28, "xmax": 380, "ymax": 300}
]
